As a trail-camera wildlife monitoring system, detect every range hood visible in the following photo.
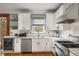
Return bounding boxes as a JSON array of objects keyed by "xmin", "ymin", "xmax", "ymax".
[{"xmin": 57, "ymin": 19, "xmax": 75, "ymax": 24}]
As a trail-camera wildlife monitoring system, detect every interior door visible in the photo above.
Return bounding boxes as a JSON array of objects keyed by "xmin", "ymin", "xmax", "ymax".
[{"xmin": 0, "ymin": 14, "xmax": 10, "ymax": 49}]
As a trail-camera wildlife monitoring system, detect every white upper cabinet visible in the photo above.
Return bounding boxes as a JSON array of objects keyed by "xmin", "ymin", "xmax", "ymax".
[
  {"xmin": 55, "ymin": 24, "xmax": 63, "ymax": 30},
  {"xmin": 46, "ymin": 13, "xmax": 56, "ymax": 30},
  {"xmin": 18, "ymin": 13, "xmax": 31, "ymax": 30}
]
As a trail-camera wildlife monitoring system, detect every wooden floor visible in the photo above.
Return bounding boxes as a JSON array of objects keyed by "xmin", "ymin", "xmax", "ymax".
[{"xmin": 4, "ymin": 52, "xmax": 54, "ymax": 56}]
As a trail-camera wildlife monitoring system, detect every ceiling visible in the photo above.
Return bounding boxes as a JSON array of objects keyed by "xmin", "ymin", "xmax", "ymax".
[{"xmin": 0, "ymin": 3, "xmax": 62, "ymax": 13}]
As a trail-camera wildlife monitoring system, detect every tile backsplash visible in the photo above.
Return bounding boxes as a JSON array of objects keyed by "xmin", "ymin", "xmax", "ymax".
[{"xmin": 60, "ymin": 30, "xmax": 72, "ymax": 40}]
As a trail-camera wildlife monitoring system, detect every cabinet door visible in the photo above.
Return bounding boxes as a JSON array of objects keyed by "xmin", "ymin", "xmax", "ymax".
[
  {"xmin": 32, "ymin": 39, "xmax": 42, "ymax": 52},
  {"xmin": 32, "ymin": 39, "xmax": 45, "ymax": 52},
  {"xmin": 38, "ymin": 39, "xmax": 46, "ymax": 51},
  {"xmin": 32, "ymin": 39, "xmax": 36, "ymax": 52},
  {"xmin": 46, "ymin": 13, "xmax": 55, "ymax": 30},
  {"xmin": 18, "ymin": 13, "xmax": 24, "ymax": 30},
  {"xmin": 55, "ymin": 24, "xmax": 63, "ymax": 30},
  {"xmin": 18, "ymin": 13, "xmax": 31, "ymax": 30},
  {"xmin": 32, "ymin": 39, "xmax": 52, "ymax": 52},
  {"xmin": 14, "ymin": 38, "xmax": 21, "ymax": 53},
  {"xmin": 23, "ymin": 13, "xmax": 31, "ymax": 30},
  {"xmin": 44, "ymin": 39, "xmax": 52, "ymax": 51}
]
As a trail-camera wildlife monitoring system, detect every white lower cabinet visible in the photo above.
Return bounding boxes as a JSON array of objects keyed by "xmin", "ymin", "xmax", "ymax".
[
  {"xmin": 45, "ymin": 39, "xmax": 52, "ymax": 51},
  {"xmin": 14, "ymin": 38, "xmax": 52, "ymax": 52},
  {"xmin": 32, "ymin": 39, "xmax": 52, "ymax": 52},
  {"xmin": 32, "ymin": 39, "xmax": 42, "ymax": 52},
  {"xmin": 14, "ymin": 38, "xmax": 21, "ymax": 53}
]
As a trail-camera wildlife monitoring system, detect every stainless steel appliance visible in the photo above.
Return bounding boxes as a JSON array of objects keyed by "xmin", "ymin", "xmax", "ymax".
[
  {"xmin": 21, "ymin": 38, "xmax": 32, "ymax": 52},
  {"xmin": 54, "ymin": 41, "xmax": 79, "ymax": 56}
]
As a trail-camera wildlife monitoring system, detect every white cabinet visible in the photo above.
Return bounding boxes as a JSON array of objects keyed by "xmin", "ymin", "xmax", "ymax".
[
  {"xmin": 44, "ymin": 39, "xmax": 52, "ymax": 51},
  {"xmin": 32, "ymin": 38, "xmax": 52, "ymax": 52},
  {"xmin": 55, "ymin": 24, "xmax": 63, "ymax": 30},
  {"xmin": 46, "ymin": 13, "xmax": 56, "ymax": 30},
  {"xmin": 18, "ymin": 13, "xmax": 31, "ymax": 30},
  {"xmin": 14, "ymin": 38, "xmax": 21, "ymax": 53},
  {"xmin": 32, "ymin": 39, "xmax": 45, "ymax": 52}
]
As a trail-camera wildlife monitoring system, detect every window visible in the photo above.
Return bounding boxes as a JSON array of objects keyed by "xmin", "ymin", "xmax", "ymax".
[
  {"xmin": 31, "ymin": 14, "xmax": 46, "ymax": 33},
  {"xmin": 10, "ymin": 14, "xmax": 18, "ymax": 30}
]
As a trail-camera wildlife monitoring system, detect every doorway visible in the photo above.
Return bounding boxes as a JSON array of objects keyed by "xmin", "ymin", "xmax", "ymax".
[{"xmin": 0, "ymin": 14, "xmax": 10, "ymax": 49}]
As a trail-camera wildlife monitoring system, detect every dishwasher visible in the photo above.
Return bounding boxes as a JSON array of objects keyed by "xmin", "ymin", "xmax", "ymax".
[{"xmin": 21, "ymin": 38, "xmax": 32, "ymax": 52}]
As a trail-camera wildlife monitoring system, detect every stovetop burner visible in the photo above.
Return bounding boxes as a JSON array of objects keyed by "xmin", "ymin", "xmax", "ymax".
[
  {"xmin": 57, "ymin": 41, "xmax": 74, "ymax": 44},
  {"xmin": 57, "ymin": 41, "xmax": 79, "ymax": 48},
  {"xmin": 62, "ymin": 44, "xmax": 79, "ymax": 48}
]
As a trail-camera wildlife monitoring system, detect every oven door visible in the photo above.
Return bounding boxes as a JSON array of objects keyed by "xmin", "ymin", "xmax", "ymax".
[
  {"xmin": 54, "ymin": 44, "xmax": 64, "ymax": 56},
  {"xmin": 54, "ymin": 44, "xmax": 69, "ymax": 56}
]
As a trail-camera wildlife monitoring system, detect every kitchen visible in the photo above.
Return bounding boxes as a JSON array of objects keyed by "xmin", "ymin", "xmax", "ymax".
[{"xmin": 0, "ymin": 3, "xmax": 79, "ymax": 56}]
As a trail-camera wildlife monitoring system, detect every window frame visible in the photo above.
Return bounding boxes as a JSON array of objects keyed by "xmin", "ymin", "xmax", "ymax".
[{"xmin": 31, "ymin": 14, "xmax": 46, "ymax": 33}]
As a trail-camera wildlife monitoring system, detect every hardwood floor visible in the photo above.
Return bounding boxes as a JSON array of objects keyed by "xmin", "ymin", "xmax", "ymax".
[{"xmin": 4, "ymin": 52, "xmax": 54, "ymax": 56}]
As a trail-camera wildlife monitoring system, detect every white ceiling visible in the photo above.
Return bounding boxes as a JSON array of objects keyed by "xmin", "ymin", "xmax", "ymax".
[{"xmin": 0, "ymin": 3, "xmax": 61, "ymax": 13}]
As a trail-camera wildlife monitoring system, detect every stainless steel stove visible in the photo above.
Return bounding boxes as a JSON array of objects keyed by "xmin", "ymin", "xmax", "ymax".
[
  {"xmin": 54, "ymin": 41, "xmax": 79, "ymax": 56},
  {"xmin": 57, "ymin": 41, "xmax": 79, "ymax": 48}
]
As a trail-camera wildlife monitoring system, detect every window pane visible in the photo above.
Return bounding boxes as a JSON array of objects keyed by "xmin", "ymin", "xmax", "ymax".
[
  {"xmin": 33, "ymin": 19, "xmax": 45, "ymax": 24},
  {"xmin": 32, "ymin": 25, "xmax": 45, "ymax": 33},
  {"xmin": 32, "ymin": 14, "xmax": 46, "ymax": 33}
]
